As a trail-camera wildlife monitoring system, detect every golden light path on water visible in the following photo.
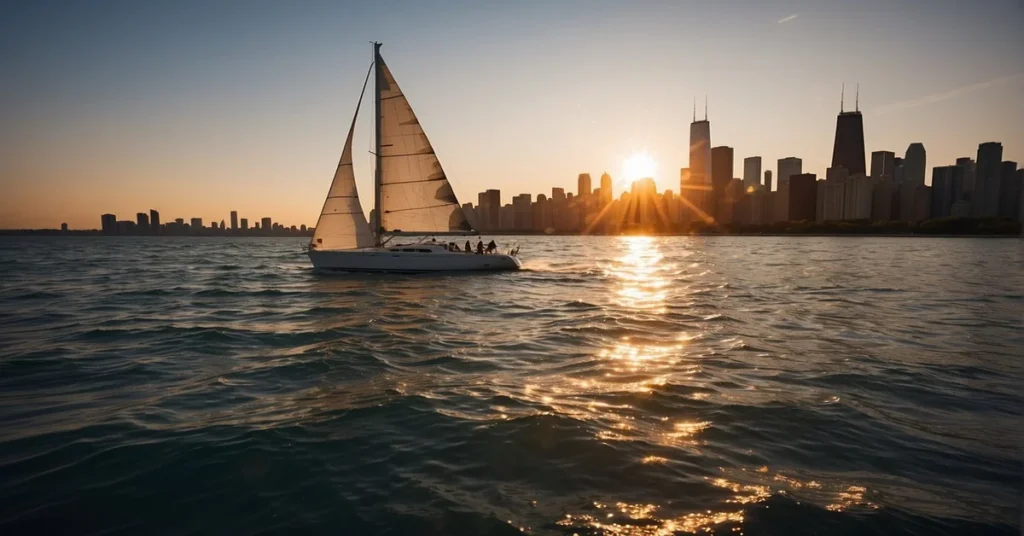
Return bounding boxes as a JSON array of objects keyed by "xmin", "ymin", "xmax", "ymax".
[{"xmin": 549, "ymin": 237, "xmax": 876, "ymax": 535}]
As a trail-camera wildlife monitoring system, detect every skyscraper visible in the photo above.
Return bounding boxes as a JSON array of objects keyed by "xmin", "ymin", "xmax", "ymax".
[
  {"xmin": 998, "ymin": 161, "xmax": 1019, "ymax": 219},
  {"xmin": 230, "ymin": 211, "xmax": 238, "ymax": 231},
  {"xmin": 101, "ymin": 214, "xmax": 116, "ymax": 234},
  {"xmin": 629, "ymin": 178, "xmax": 657, "ymax": 228},
  {"xmin": 600, "ymin": 172, "xmax": 613, "ymax": 204},
  {"xmin": 136, "ymin": 212, "xmax": 149, "ymax": 230},
  {"xmin": 240, "ymin": 218, "xmax": 249, "ymax": 230},
  {"xmin": 711, "ymin": 146, "xmax": 734, "ymax": 220},
  {"xmin": 973, "ymin": 142, "xmax": 1003, "ymax": 217},
  {"xmin": 578, "ymin": 173, "xmax": 592, "ymax": 197},
  {"xmin": 512, "ymin": 194, "xmax": 531, "ymax": 230},
  {"xmin": 1017, "ymin": 169, "xmax": 1024, "ymax": 224},
  {"xmin": 743, "ymin": 156, "xmax": 762, "ymax": 189},
  {"xmin": 479, "ymin": 189, "xmax": 500, "ymax": 230},
  {"xmin": 955, "ymin": 157, "xmax": 976, "ymax": 196},
  {"xmin": 870, "ymin": 151, "xmax": 896, "ymax": 179},
  {"xmin": 261, "ymin": 217, "xmax": 272, "ymax": 233},
  {"xmin": 931, "ymin": 166, "xmax": 955, "ymax": 218},
  {"xmin": 775, "ymin": 157, "xmax": 802, "ymax": 221},
  {"xmin": 830, "ymin": 86, "xmax": 866, "ymax": 176},
  {"xmin": 789, "ymin": 173, "xmax": 818, "ymax": 221},
  {"xmin": 822, "ymin": 167, "xmax": 849, "ymax": 221},
  {"xmin": 689, "ymin": 103, "xmax": 712, "ymax": 214},
  {"xmin": 764, "ymin": 170, "xmax": 773, "ymax": 192},
  {"xmin": 903, "ymin": 143, "xmax": 926, "ymax": 185},
  {"xmin": 149, "ymin": 209, "xmax": 160, "ymax": 234}
]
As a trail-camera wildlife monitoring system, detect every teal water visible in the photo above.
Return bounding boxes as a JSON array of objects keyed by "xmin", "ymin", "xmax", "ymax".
[{"xmin": 1, "ymin": 236, "xmax": 1021, "ymax": 535}]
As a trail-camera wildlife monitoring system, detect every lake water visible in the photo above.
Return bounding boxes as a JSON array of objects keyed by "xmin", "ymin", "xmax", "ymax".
[{"xmin": 1, "ymin": 236, "xmax": 1021, "ymax": 535}]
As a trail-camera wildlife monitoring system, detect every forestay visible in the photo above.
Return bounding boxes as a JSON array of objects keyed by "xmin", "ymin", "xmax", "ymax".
[{"xmin": 310, "ymin": 65, "xmax": 375, "ymax": 251}]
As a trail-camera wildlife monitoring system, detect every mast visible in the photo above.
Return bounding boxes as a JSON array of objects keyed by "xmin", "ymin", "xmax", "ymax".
[{"xmin": 373, "ymin": 41, "xmax": 383, "ymax": 247}]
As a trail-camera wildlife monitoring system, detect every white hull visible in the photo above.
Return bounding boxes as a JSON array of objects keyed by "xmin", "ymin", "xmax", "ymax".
[{"xmin": 308, "ymin": 247, "xmax": 521, "ymax": 273}]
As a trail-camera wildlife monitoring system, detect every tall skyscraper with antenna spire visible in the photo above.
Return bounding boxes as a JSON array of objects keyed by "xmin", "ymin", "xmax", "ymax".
[
  {"xmin": 687, "ymin": 96, "xmax": 712, "ymax": 219},
  {"xmin": 830, "ymin": 84, "xmax": 866, "ymax": 176}
]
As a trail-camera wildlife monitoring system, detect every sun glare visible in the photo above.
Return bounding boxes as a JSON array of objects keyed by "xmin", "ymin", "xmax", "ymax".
[{"xmin": 622, "ymin": 152, "xmax": 657, "ymax": 183}]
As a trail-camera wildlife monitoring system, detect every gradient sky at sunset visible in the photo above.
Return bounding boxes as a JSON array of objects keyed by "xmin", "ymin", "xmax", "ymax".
[{"xmin": 2, "ymin": 0, "xmax": 1022, "ymax": 229}]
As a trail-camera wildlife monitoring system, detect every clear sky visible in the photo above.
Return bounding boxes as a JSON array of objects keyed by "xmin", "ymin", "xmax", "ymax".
[{"xmin": 1, "ymin": 0, "xmax": 1022, "ymax": 229}]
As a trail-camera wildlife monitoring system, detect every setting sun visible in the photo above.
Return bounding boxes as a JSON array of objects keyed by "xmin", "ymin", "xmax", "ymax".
[{"xmin": 622, "ymin": 152, "xmax": 657, "ymax": 184}]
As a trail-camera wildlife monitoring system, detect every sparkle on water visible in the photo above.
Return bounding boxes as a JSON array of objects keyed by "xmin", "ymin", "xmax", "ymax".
[{"xmin": 0, "ymin": 235, "xmax": 1020, "ymax": 535}]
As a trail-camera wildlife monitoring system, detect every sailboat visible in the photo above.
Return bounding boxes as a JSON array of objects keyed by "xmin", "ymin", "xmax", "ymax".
[{"xmin": 307, "ymin": 43, "xmax": 521, "ymax": 273}]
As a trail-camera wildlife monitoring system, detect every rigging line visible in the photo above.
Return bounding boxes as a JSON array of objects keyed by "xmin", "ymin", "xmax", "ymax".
[
  {"xmin": 384, "ymin": 203, "xmax": 458, "ymax": 214},
  {"xmin": 313, "ymin": 59, "xmax": 374, "ymax": 236},
  {"xmin": 381, "ymin": 177, "xmax": 447, "ymax": 185},
  {"xmin": 381, "ymin": 151, "xmax": 434, "ymax": 158}
]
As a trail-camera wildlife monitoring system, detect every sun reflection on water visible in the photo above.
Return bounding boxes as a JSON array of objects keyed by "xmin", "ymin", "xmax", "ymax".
[
  {"xmin": 556, "ymin": 470, "xmax": 876, "ymax": 535},
  {"xmin": 605, "ymin": 236, "xmax": 674, "ymax": 313}
]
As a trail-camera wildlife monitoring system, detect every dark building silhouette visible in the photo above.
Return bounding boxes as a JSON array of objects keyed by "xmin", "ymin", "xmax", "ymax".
[
  {"xmin": 764, "ymin": 170, "xmax": 772, "ymax": 192},
  {"xmin": 261, "ymin": 217, "xmax": 273, "ymax": 234},
  {"xmin": 230, "ymin": 211, "xmax": 238, "ymax": 231},
  {"xmin": 789, "ymin": 173, "xmax": 818, "ymax": 221},
  {"xmin": 240, "ymin": 218, "xmax": 249, "ymax": 230},
  {"xmin": 60, "ymin": 223, "xmax": 68, "ymax": 232},
  {"xmin": 830, "ymin": 87, "xmax": 866, "ymax": 176},
  {"xmin": 481, "ymin": 189, "xmax": 500, "ymax": 229},
  {"xmin": 711, "ymin": 146, "xmax": 734, "ymax": 220},
  {"xmin": 999, "ymin": 161, "xmax": 1019, "ymax": 219},
  {"xmin": 689, "ymin": 102, "xmax": 712, "ymax": 217},
  {"xmin": 628, "ymin": 178, "xmax": 657, "ymax": 228},
  {"xmin": 903, "ymin": 143, "xmax": 926, "ymax": 185},
  {"xmin": 600, "ymin": 172, "xmax": 613, "ymax": 204},
  {"xmin": 955, "ymin": 157, "xmax": 975, "ymax": 198},
  {"xmin": 1017, "ymin": 169, "xmax": 1024, "ymax": 224},
  {"xmin": 870, "ymin": 151, "xmax": 895, "ymax": 179},
  {"xmin": 931, "ymin": 166, "xmax": 955, "ymax": 218},
  {"xmin": 149, "ymin": 209, "xmax": 160, "ymax": 234},
  {"xmin": 743, "ymin": 156, "xmax": 761, "ymax": 189},
  {"xmin": 101, "ymin": 214, "xmax": 116, "ymax": 234},
  {"xmin": 116, "ymin": 220, "xmax": 136, "ymax": 235},
  {"xmin": 578, "ymin": 173, "xmax": 592, "ymax": 197},
  {"xmin": 136, "ymin": 212, "xmax": 149, "ymax": 231},
  {"xmin": 775, "ymin": 157, "xmax": 802, "ymax": 222},
  {"xmin": 974, "ymin": 142, "xmax": 1003, "ymax": 217}
]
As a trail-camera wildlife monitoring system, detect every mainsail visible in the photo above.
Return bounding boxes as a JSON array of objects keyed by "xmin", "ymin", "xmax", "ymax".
[
  {"xmin": 376, "ymin": 53, "xmax": 472, "ymax": 234},
  {"xmin": 310, "ymin": 65, "xmax": 375, "ymax": 251}
]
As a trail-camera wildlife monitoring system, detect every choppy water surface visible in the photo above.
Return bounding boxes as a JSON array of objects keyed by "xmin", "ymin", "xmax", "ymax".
[{"xmin": 1, "ymin": 236, "xmax": 1021, "ymax": 535}]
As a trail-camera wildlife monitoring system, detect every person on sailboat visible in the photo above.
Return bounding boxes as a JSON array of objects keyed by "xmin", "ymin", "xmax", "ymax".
[
  {"xmin": 476, "ymin": 240, "xmax": 484, "ymax": 255},
  {"xmin": 486, "ymin": 240, "xmax": 497, "ymax": 254},
  {"xmin": 464, "ymin": 240, "xmax": 472, "ymax": 253}
]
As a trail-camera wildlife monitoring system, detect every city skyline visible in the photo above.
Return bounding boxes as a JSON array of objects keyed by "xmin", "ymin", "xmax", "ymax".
[{"xmin": 2, "ymin": 0, "xmax": 1023, "ymax": 229}]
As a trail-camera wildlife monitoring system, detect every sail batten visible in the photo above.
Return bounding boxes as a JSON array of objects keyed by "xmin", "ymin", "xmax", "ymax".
[
  {"xmin": 309, "ymin": 63, "xmax": 375, "ymax": 251},
  {"xmin": 376, "ymin": 55, "xmax": 472, "ymax": 234}
]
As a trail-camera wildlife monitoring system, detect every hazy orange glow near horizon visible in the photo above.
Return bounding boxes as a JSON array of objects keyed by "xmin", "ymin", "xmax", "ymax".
[{"xmin": 1, "ymin": 1, "xmax": 1021, "ymax": 229}]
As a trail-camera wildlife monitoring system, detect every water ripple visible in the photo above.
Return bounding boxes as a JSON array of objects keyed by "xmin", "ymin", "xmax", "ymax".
[{"xmin": 0, "ymin": 235, "xmax": 1021, "ymax": 535}]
